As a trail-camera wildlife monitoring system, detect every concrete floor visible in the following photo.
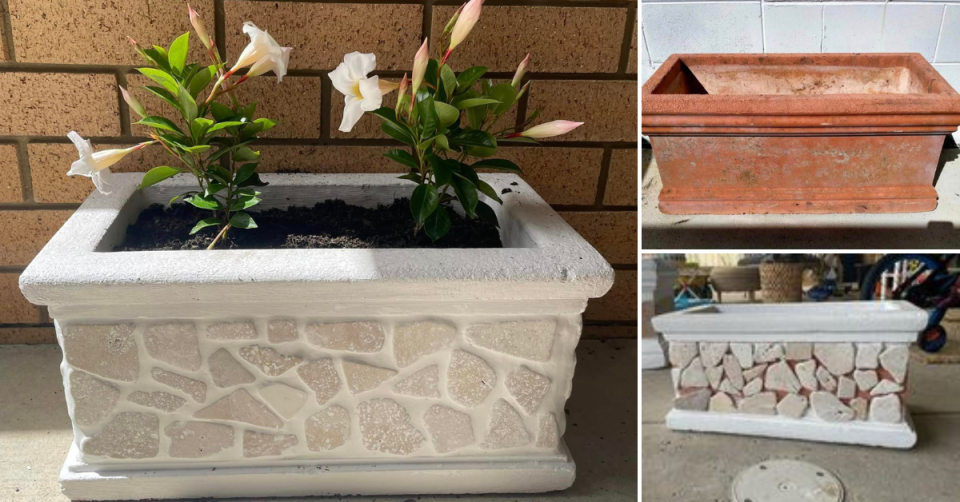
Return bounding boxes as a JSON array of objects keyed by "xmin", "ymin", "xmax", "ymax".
[
  {"xmin": 641, "ymin": 147, "xmax": 960, "ymax": 248},
  {"xmin": 0, "ymin": 340, "xmax": 638, "ymax": 502},
  {"xmin": 642, "ymin": 355, "xmax": 960, "ymax": 501}
]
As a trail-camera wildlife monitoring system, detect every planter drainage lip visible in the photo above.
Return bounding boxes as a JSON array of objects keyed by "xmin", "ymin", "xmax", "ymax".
[
  {"xmin": 642, "ymin": 53, "xmax": 960, "ymax": 133},
  {"xmin": 652, "ymin": 301, "xmax": 927, "ymax": 342},
  {"xmin": 19, "ymin": 173, "xmax": 614, "ymax": 306}
]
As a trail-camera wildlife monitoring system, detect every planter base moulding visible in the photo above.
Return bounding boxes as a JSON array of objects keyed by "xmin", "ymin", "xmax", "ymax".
[
  {"xmin": 642, "ymin": 338, "xmax": 666, "ymax": 369},
  {"xmin": 19, "ymin": 173, "xmax": 614, "ymax": 500},
  {"xmin": 642, "ymin": 54, "xmax": 960, "ymax": 215}
]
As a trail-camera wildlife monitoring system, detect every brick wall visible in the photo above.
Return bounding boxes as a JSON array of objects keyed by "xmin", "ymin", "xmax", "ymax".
[{"xmin": 0, "ymin": 1, "xmax": 639, "ymax": 344}]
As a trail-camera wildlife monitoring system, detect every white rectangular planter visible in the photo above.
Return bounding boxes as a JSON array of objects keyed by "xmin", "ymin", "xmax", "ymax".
[
  {"xmin": 19, "ymin": 173, "xmax": 614, "ymax": 500},
  {"xmin": 651, "ymin": 302, "xmax": 927, "ymax": 449},
  {"xmin": 641, "ymin": 258, "xmax": 676, "ymax": 369}
]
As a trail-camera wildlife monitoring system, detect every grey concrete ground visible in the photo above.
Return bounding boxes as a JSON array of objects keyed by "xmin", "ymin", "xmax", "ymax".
[
  {"xmin": 642, "ymin": 354, "xmax": 960, "ymax": 502},
  {"xmin": 642, "ymin": 148, "xmax": 960, "ymax": 248},
  {"xmin": 0, "ymin": 340, "xmax": 638, "ymax": 502}
]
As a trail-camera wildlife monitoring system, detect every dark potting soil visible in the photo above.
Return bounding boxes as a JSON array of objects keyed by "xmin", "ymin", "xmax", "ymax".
[{"xmin": 115, "ymin": 199, "xmax": 503, "ymax": 251}]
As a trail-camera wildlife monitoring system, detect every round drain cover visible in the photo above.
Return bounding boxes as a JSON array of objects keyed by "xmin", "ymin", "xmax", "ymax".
[{"xmin": 731, "ymin": 460, "xmax": 844, "ymax": 502}]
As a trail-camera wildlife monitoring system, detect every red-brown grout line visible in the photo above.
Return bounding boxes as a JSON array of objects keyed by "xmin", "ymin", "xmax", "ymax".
[
  {"xmin": 0, "ymin": 0, "xmax": 14, "ymax": 61},
  {"xmin": 594, "ymin": 146, "xmax": 613, "ymax": 206},
  {"xmin": 617, "ymin": 4, "xmax": 637, "ymax": 75}
]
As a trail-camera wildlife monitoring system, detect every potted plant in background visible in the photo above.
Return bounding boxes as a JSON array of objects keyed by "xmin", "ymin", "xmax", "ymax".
[{"xmin": 18, "ymin": 2, "xmax": 613, "ymax": 500}]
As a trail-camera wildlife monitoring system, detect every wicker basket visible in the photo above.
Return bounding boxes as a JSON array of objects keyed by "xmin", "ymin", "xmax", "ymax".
[{"xmin": 759, "ymin": 262, "xmax": 805, "ymax": 303}]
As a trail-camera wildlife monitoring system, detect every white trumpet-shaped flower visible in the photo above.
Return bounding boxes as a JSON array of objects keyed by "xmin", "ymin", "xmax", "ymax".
[
  {"xmin": 329, "ymin": 52, "xmax": 399, "ymax": 133},
  {"xmin": 229, "ymin": 22, "xmax": 292, "ymax": 80},
  {"xmin": 67, "ymin": 131, "xmax": 152, "ymax": 195}
]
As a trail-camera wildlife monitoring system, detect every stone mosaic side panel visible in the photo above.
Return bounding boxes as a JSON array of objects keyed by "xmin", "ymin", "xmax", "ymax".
[
  {"xmin": 57, "ymin": 315, "xmax": 578, "ymax": 466},
  {"xmin": 668, "ymin": 341, "xmax": 909, "ymax": 424}
]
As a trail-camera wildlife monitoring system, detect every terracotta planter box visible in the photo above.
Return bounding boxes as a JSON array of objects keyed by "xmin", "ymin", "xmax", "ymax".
[
  {"xmin": 651, "ymin": 302, "xmax": 926, "ymax": 449},
  {"xmin": 18, "ymin": 173, "xmax": 613, "ymax": 500},
  {"xmin": 642, "ymin": 53, "xmax": 960, "ymax": 214}
]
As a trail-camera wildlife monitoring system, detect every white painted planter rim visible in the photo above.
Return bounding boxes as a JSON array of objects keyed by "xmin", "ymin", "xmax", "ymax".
[
  {"xmin": 19, "ymin": 173, "xmax": 614, "ymax": 308},
  {"xmin": 652, "ymin": 301, "xmax": 927, "ymax": 342}
]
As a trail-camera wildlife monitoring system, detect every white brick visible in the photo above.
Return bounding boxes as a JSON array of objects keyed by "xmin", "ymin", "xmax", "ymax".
[
  {"xmin": 880, "ymin": 4, "xmax": 944, "ymax": 61},
  {"xmin": 642, "ymin": 3, "xmax": 763, "ymax": 63},
  {"xmin": 764, "ymin": 5, "xmax": 823, "ymax": 54},
  {"xmin": 937, "ymin": 6, "xmax": 960, "ymax": 63},
  {"xmin": 823, "ymin": 5, "xmax": 884, "ymax": 53}
]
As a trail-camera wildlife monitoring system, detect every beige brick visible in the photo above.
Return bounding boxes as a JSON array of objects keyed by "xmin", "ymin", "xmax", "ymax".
[
  {"xmin": 0, "ymin": 326, "xmax": 57, "ymax": 344},
  {"xmin": 0, "ymin": 273, "xmax": 40, "ymax": 323},
  {"xmin": 255, "ymin": 145, "xmax": 406, "ymax": 174},
  {"xmin": 9, "ymin": 0, "xmax": 215, "ymax": 65},
  {"xmin": 0, "ymin": 145, "xmax": 23, "ymax": 202},
  {"xmin": 127, "ymin": 75, "xmax": 322, "ymax": 139},
  {"xmin": 29, "ymin": 142, "xmax": 173, "ymax": 203},
  {"xmin": 432, "ymin": 6, "xmax": 626, "ymax": 73},
  {"xmin": 0, "ymin": 73, "xmax": 120, "ymax": 136},
  {"xmin": 477, "ymin": 148, "xmax": 602, "ymax": 206},
  {"xmin": 527, "ymin": 80, "xmax": 637, "ymax": 142},
  {"xmin": 628, "ymin": 19, "xmax": 639, "ymax": 74},
  {"xmin": 0, "ymin": 210, "xmax": 73, "ymax": 266},
  {"xmin": 604, "ymin": 149, "xmax": 638, "ymax": 206},
  {"xmin": 585, "ymin": 270, "xmax": 637, "ymax": 321},
  {"xmin": 224, "ymin": 2, "xmax": 422, "ymax": 71},
  {"xmin": 559, "ymin": 211, "xmax": 637, "ymax": 264},
  {"xmin": 581, "ymin": 325, "xmax": 638, "ymax": 339}
]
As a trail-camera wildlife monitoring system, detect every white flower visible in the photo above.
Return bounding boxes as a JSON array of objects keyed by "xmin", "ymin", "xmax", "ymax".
[
  {"xmin": 67, "ymin": 131, "xmax": 151, "ymax": 195},
  {"xmin": 246, "ymin": 46, "xmax": 293, "ymax": 82},
  {"xmin": 329, "ymin": 52, "xmax": 399, "ymax": 133},
  {"xmin": 229, "ymin": 22, "xmax": 291, "ymax": 80}
]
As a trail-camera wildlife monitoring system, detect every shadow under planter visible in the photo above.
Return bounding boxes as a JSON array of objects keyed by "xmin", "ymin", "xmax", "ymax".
[
  {"xmin": 651, "ymin": 301, "xmax": 927, "ymax": 449},
  {"xmin": 17, "ymin": 173, "xmax": 614, "ymax": 500},
  {"xmin": 642, "ymin": 53, "xmax": 960, "ymax": 215}
]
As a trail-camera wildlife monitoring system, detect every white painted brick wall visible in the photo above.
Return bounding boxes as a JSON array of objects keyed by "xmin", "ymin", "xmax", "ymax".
[{"xmin": 640, "ymin": 1, "xmax": 960, "ymax": 141}]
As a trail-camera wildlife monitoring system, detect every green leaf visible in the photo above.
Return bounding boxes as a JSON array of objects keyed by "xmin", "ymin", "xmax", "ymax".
[
  {"xmin": 452, "ymin": 173, "xmax": 479, "ymax": 218},
  {"xmin": 455, "ymin": 98, "xmax": 500, "ymax": 110},
  {"xmin": 434, "ymin": 134, "xmax": 450, "ymax": 152},
  {"xmin": 210, "ymin": 102, "xmax": 235, "ymax": 122},
  {"xmin": 229, "ymin": 211, "xmax": 258, "ymax": 229},
  {"xmin": 471, "ymin": 158, "xmax": 522, "ymax": 173},
  {"xmin": 384, "ymin": 149, "xmax": 419, "ymax": 170},
  {"xmin": 186, "ymin": 194, "xmax": 222, "ymax": 210},
  {"xmin": 170, "ymin": 191, "xmax": 197, "ymax": 204},
  {"xmin": 237, "ymin": 172, "xmax": 268, "ymax": 188},
  {"xmin": 398, "ymin": 173, "xmax": 421, "ymax": 183},
  {"xmin": 206, "ymin": 121, "xmax": 246, "ymax": 134},
  {"xmin": 177, "ymin": 84, "xmax": 198, "ymax": 123},
  {"xmin": 136, "ymin": 116, "xmax": 185, "ymax": 135},
  {"xmin": 450, "ymin": 130, "xmax": 496, "ymax": 149},
  {"xmin": 206, "ymin": 140, "xmax": 254, "ymax": 162},
  {"xmin": 189, "ymin": 65, "xmax": 217, "ymax": 98},
  {"xmin": 138, "ymin": 166, "xmax": 181, "ymax": 189},
  {"xmin": 440, "ymin": 65, "xmax": 457, "ymax": 101},
  {"xmin": 418, "ymin": 97, "xmax": 439, "ymax": 137},
  {"xmin": 253, "ymin": 118, "xmax": 277, "ymax": 132},
  {"xmin": 205, "ymin": 183, "xmax": 225, "ymax": 196},
  {"xmin": 425, "ymin": 59, "xmax": 440, "ymax": 92},
  {"xmin": 456, "ymin": 66, "xmax": 487, "ymax": 93},
  {"xmin": 499, "ymin": 136, "xmax": 540, "ymax": 145},
  {"xmin": 475, "ymin": 178, "xmax": 502, "ymax": 204},
  {"xmin": 189, "ymin": 217, "xmax": 220, "ymax": 235},
  {"xmin": 410, "ymin": 184, "xmax": 439, "ymax": 225},
  {"xmin": 423, "ymin": 205, "xmax": 451, "ymax": 242},
  {"xmin": 168, "ymin": 32, "xmax": 190, "ymax": 74},
  {"xmin": 381, "ymin": 122, "xmax": 416, "ymax": 146},
  {"xmin": 239, "ymin": 102, "xmax": 257, "ymax": 121},
  {"xmin": 231, "ymin": 196, "xmax": 261, "ymax": 211},
  {"xmin": 431, "ymin": 157, "xmax": 459, "ymax": 186},
  {"xmin": 475, "ymin": 200, "xmax": 501, "ymax": 228},
  {"xmin": 233, "ymin": 147, "xmax": 260, "ymax": 162},
  {"xmin": 138, "ymin": 67, "xmax": 179, "ymax": 94},
  {"xmin": 143, "ymin": 47, "xmax": 171, "ymax": 72},
  {"xmin": 182, "ymin": 144, "xmax": 211, "ymax": 154},
  {"xmin": 234, "ymin": 163, "xmax": 258, "ymax": 184},
  {"xmin": 489, "ymin": 83, "xmax": 516, "ymax": 116},
  {"xmin": 142, "ymin": 85, "xmax": 181, "ymax": 111},
  {"xmin": 191, "ymin": 117, "xmax": 214, "ymax": 139},
  {"xmin": 434, "ymin": 101, "xmax": 459, "ymax": 129}
]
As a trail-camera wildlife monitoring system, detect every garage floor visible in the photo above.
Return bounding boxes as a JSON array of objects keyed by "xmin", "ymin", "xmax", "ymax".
[
  {"xmin": 642, "ymin": 322, "xmax": 960, "ymax": 502},
  {"xmin": 0, "ymin": 339, "xmax": 638, "ymax": 502},
  {"xmin": 641, "ymin": 147, "xmax": 960, "ymax": 249}
]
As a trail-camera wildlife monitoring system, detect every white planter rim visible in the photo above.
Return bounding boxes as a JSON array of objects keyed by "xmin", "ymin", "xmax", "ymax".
[
  {"xmin": 652, "ymin": 301, "xmax": 926, "ymax": 342},
  {"xmin": 20, "ymin": 173, "xmax": 614, "ymax": 307}
]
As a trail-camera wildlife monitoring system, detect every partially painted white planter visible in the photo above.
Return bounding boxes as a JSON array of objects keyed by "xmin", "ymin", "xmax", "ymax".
[
  {"xmin": 641, "ymin": 258, "xmax": 676, "ymax": 369},
  {"xmin": 19, "ymin": 173, "xmax": 614, "ymax": 500},
  {"xmin": 651, "ymin": 302, "xmax": 926, "ymax": 449}
]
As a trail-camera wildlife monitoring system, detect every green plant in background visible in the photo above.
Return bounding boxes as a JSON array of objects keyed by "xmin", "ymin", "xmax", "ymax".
[
  {"xmin": 66, "ymin": 5, "xmax": 292, "ymax": 249},
  {"xmin": 331, "ymin": 0, "xmax": 583, "ymax": 241}
]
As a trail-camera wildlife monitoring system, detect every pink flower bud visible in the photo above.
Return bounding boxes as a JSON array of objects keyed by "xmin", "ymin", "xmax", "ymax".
[
  {"xmin": 411, "ymin": 38, "xmax": 430, "ymax": 98},
  {"xmin": 119, "ymin": 86, "xmax": 146, "ymax": 118},
  {"xmin": 188, "ymin": 4, "xmax": 212, "ymax": 49},
  {"xmin": 517, "ymin": 120, "xmax": 584, "ymax": 139},
  {"xmin": 511, "ymin": 54, "xmax": 530, "ymax": 89},
  {"xmin": 449, "ymin": 0, "xmax": 483, "ymax": 52},
  {"xmin": 442, "ymin": 5, "xmax": 464, "ymax": 37},
  {"xmin": 396, "ymin": 73, "xmax": 408, "ymax": 115}
]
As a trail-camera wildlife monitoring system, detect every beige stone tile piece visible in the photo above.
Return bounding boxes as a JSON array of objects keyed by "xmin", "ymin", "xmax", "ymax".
[
  {"xmin": 465, "ymin": 320, "xmax": 556, "ymax": 362},
  {"xmin": 62, "ymin": 324, "xmax": 139, "ymax": 382},
  {"xmin": 81, "ymin": 412, "xmax": 159, "ymax": 459},
  {"xmin": 505, "ymin": 366, "xmax": 552, "ymax": 415},
  {"xmin": 423, "ymin": 404, "xmax": 475, "ymax": 454},
  {"xmin": 243, "ymin": 430, "xmax": 298, "ymax": 458},
  {"xmin": 296, "ymin": 359, "xmax": 341, "ymax": 405},
  {"xmin": 305, "ymin": 321, "xmax": 384, "ymax": 353},
  {"xmin": 165, "ymin": 421, "xmax": 234, "ymax": 458},
  {"xmin": 357, "ymin": 398, "xmax": 424, "ymax": 455},
  {"xmin": 69, "ymin": 371, "xmax": 120, "ymax": 426},
  {"xmin": 151, "ymin": 367, "xmax": 206, "ymax": 403},
  {"xmin": 305, "ymin": 405, "xmax": 351, "ymax": 451},
  {"xmin": 127, "ymin": 391, "xmax": 186, "ymax": 413},
  {"xmin": 393, "ymin": 321, "xmax": 456, "ymax": 367},
  {"xmin": 194, "ymin": 389, "xmax": 283, "ymax": 429},
  {"xmin": 480, "ymin": 399, "xmax": 531, "ymax": 450},
  {"xmin": 208, "ymin": 348, "xmax": 255, "ymax": 388},
  {"xmin": 393, "ymin": 365, "xmax": 441, "ymax": 398},
  {"xmin": 143, "ymin": 323, "xmax": 202, "ymax": 372},
  {"xmin": 238, "ymin": 345, "xmax": 302, "ymax": 376},
  {"xmin": 447, "ymin": 350, "xmax": 497, "ymax": 408},
  {"xmin": 342, "ymin": 361, "xmax": 398, "ymax": 395}
]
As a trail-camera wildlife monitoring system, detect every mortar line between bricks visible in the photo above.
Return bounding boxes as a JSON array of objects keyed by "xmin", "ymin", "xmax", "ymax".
[
  {"xmin": 6, "ymin": 136, "xmax": 639, "ymax": 149},
  {"xmin": 552, "ymin": 203, "xmax": 637, "ymax": 212},
  {"xmin": 583, "ymin": 320, "xmax": 638, "ymax": 327},
  {"xmin": 616, "ymin": 4, "xmax": 636, "ymax": 75},
  {"xmin": 0, "ymin": 265, "xmax": 26, "ymax": 274},
  {"xmin": 594, "ymin": 146, "xmax": 613, "ymax": 206},
  {"xmin": 0, "ymin": 0, "xmax": 14, "ymax": 61},
  {"xmin": 215, "ymin": 0, "xmax": 227, "ymax": 61},
  {"xmin": 0, "ymin": 202, "xmax": 80, "ymax": 211},
  {"xmin": 320, "ymin": 75, "xmax": 332, "ymax": 140},
  {"xmin": 14, "ymin": 140, "xmax": 33, "ymax": 203},
  {"xmin": 422, "ymin": 0, "xmax": 435, "ymax": 45},
  {"xmin": 116, "ymin": 72, "xmax": 132, "ymax": 136}
]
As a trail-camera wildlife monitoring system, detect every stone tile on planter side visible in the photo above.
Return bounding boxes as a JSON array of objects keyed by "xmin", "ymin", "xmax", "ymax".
[
  {"xmin": 305, "ymin": 405, "xmax": 351, "ymax": 451},
  {"xmin": 82, "ymin": 412, "xmax": 160, "ymax": 459},
  {"xmin": 357, "ymin": 398, "xmax": 424, "ymax": 455}
]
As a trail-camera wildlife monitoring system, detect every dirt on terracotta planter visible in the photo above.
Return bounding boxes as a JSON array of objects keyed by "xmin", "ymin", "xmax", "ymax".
[
  {"xmin": 116, "ymin": 200, "xmax": 503, "ymax": 250},
  {"xmin": 641, "ymin": 53, "xmax": 960, "ymax": 215}
]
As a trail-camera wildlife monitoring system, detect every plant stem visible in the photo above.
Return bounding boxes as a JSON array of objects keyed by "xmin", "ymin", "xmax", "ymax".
[{"xmin": 207, "ymin": 223, "xmax": 232, "ymax": 250}]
